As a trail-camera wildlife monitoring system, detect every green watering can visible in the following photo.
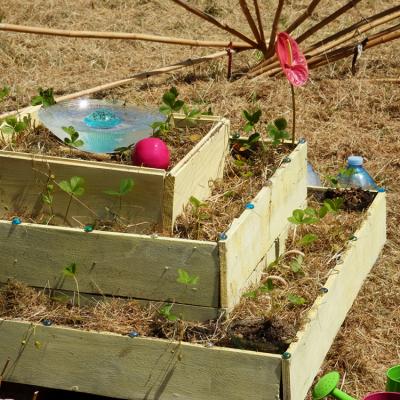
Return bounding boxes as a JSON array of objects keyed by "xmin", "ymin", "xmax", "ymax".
[{"xmin": 313, "ymin": 371, "xmax": 400, "ymax": 400}]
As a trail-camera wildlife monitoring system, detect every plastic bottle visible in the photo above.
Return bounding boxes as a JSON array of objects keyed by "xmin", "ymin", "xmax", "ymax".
[
  {"xmin": 307, "ymin": 162, "xmax": 322, "ymax": 186},
  {"xmin": 337, "ymin": 156, "xmax": 380, "ymax": 190}
]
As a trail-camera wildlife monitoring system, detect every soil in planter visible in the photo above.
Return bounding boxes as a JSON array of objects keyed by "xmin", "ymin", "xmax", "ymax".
[
  {"xmin": 0, "ymin": 189, "xmax": 375, "ymax": 354},
  {"xmin": 171, "ymin": 140, "xmax": 294, "ymax": 241},
  {"xmin": 0, "ymin": 121, "xmax": 213, "ymax": 170}
]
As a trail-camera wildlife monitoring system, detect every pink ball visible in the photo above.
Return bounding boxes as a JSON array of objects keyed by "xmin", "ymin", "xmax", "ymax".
[{"xmin": 132, "ymin": 137, "xmax": 170, "ymax": 169}]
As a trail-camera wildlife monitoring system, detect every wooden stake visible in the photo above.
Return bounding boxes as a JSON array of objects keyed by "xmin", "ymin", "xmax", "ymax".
[
  {"xmin": 253, "ymin": 0, "xmax": 267, "ymax": 51},
  {"xmin": 169, "ymin": 0, "xmax": 259, "ymax": 48},
  {"xmin": 286, "ymin": 0, "xmax": 322, "ymax": 34},
  {"xmin": 266, "ymin": 0, "xmax": 285, "ymax": 58},
  {"xmin": 0, "ymin": 22, "xmax": 252, "ymax": 50},
  {"xmin": 296, "ymin": 0, "xmax": 363, "ymax": 43},
  {"xmin": 239, "ymin": 0, "xmax": 263, "ymax": 51},
  {"xmin": 308, "ymin": 5, "xmax": 400, "ymax": 51}
]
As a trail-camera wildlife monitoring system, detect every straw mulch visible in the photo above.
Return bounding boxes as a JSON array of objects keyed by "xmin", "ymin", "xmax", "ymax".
[{"xmin": 1, "ymin": 1, "xmax": 399, "ymax": 398}]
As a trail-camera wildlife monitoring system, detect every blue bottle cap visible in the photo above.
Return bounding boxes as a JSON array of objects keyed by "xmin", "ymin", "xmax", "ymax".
[
  {"xmin": 83, "ymin": 109, "xmax": 122, "ymax": 129},
  {"xmin": 347, "ymin": 156, "xmax": 363, "ymax": 166}
]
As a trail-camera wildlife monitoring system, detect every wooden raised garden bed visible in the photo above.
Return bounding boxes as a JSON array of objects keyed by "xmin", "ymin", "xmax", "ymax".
[
  {"xmin": 0, "ymin": 112, "xmax": 230, "ymax": 232},
  {"xmin": 0, "ymin": 135, "xmax": 307, "ymax": 320},
  {"xmin": 0, "ymin": 189, "xmax": 386, "ymax": 400}
]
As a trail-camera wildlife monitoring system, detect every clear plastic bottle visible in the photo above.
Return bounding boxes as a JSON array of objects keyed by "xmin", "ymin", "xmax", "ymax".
[
  {"xmin": 307, "ymin": 162, "xmax": 322, "ymax": 186},
  {"xmin": 337, "ymin": 156, "xmax": 380, "ymax": 190}
]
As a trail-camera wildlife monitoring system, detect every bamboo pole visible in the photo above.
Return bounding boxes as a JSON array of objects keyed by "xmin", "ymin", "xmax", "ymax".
[
  {"xmin": 0, "ymin": 50, "xmax": 235, "ymax": 120},
  {"xmin": 169, "ymin": 0, "xmax": 259, "ymax": 48},
  {"xmin": 248, "ymin": 7, "xmax": 400, "ymax": 78},
  {"xmin": 265, "ymin": 0, "xmax": 285, "ymax": 58},
  {"xmin": 239, "ymin": 0, "xmax": 263, "ymax": 51},
  {"xmin": 296, "ymin": 0, "xmax": 363, "ymax": 43},
  {"xmin": 309, "ymin": 4, "xmax": 400, "ymax": 50},
  {"xmin": 0, "ymin": 22, "xmax": 252, "ymax": 50},
  {"xmin": 253, "ymin": 0, "xmax": 266, "ymax": 50},
  {"xmin": 286, "ymin": 0, "xmax": 322, "ymax": 34}
]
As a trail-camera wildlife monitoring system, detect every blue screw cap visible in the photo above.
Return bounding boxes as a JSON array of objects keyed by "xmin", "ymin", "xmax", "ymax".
[
  {"xmin": 245, "ymin": 202, "xmax": 254, "ymax": 210},
  {"xmin": 219, "ymin": 232, "xmax": 228, "ymax": 240},
  {"xmin": 11, "ymin": 217, "xmax": 21, "ymax": 225},
  {"xmin": 298, "ymin": 138, "xmax": 306, "ymax": 144},
  {"xmin": 42, "ymin": 319, "xmax": 53, "ymax": 326},
  {"xmin": 128, "ymin": 331, "xmax": 139, "ymax": 338},
  {"xmin": 282, "ymin": 352, "xmax": 291, "ymax": 360},
  {"xmin": 320, "ymin": 287, "xmax": 329, "ymax": 294},
  {"xmin": 84, "ymin": 225, "xmax": 94, "ymax": 232},
  {"xmin": 378, "ymin": 187, "xmax": 386, "ymax": 193},
  {"xmin": 349, "ymin": 235, "xmax": 357, "ymax": 241},
  {"xmin": 283, "ymin": 157, "xmax": 291, "ymax": 163}
]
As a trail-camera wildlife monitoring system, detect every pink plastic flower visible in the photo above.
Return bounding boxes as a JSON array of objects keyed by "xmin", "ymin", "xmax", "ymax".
[{"xmin": 275, "ymin": 32, "xmax": 309, "ymax": 87}]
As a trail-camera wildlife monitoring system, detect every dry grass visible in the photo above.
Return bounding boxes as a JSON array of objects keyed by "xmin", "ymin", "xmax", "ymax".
[{"xmin": 0, "ymin": 0, "xmax": 400, "ymax": 398}]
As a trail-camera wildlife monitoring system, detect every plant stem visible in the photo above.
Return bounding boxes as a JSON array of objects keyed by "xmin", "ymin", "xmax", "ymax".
[
  {"xmin": 290, "ymin": 84, "xmax": 296, "ymax": 145},
  {"xmin": 64, "ymin": 194, "xmax": 73, "ymax": 224}
]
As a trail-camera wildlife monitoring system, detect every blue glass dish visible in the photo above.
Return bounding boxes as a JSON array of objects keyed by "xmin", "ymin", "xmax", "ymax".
[{"xmin": 38, "ymin": 99, "xmax": 165, "ymax": 154}]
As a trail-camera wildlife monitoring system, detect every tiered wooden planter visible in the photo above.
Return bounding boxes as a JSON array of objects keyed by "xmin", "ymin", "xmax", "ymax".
[
  {"xmin": 0, "ymin": 129, "xmax": 308, "ymax": 319},
  {"xmin": 0, "ymin": 189, "xmax": 386, "ymax": 400},
  {"xmin": 0, "ymin": 114, "xmax": 230, "ymax": 232}
]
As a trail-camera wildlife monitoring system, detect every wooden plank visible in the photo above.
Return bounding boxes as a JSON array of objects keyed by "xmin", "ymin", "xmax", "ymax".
[
  {"xmin": 163, "ymin": 118, "xmax": 230, "ymax": 229},
  {"xmin": 0, "ymin": 221, "xmax": 220, "ymax": 308},
  {"xmin": 0, "ymin": 151, "xmax": 165, "ymax": 232},
  {"xmin": 0, "ymin": 319, "xmax": 282, "ymax": 400},
  {"xmin": 284, "ymin": 192, "xmax": 386, "ymax": 400},
  {"xmin": 219, "ymin": 142, "xmax": 307, "ymax": 310}
]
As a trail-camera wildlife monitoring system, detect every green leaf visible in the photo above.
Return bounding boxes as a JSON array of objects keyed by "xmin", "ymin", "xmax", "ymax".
[
  {"xmin": 177, "ymin": 268, "xmax": 199, "ymax": 286},
  {"xmin": 323, "ymin": 197, "xmax": 344, "ymax": 213},
  {"xmin": 288, "ymin": 209, "xmax": 304, "ymax": 224},
  {"xmin": 59, "ymin": 180, "xmax": 72, "ymax": 194},
  {"xmin": 59, "ymin": 176, "xmax": 85, "ymax": 196},
  {"xmin": 63, "ymin": 262, "xmax": 77, "ymax": 277},
  {"xmin": 274, "ymin": 117, "xmax": 288, "ymax": 130},
  {"xmin": 260, "ymin": 278, "xmax": 274, "ymax": 292},
  {"xmin": 159, "ymin": 303, "xmax": 178, "ymax": 321},
  {"xmin": 119, "ymin": 178, "xmax": 134, "ymax": 195},
  {"xmin": 74, "ymin": 139, "xmax": 84, "ymax": 147},
  {"xmin": 288, "ymin": 293, "xmax": 306, "ymax": 305},
  {"xmin": 169, "ymin": 86, "xmax": 179, "ymax": 98},
  {"xmin": 290, "ymin": 256, "xmax": 304, "ymax": 273},
  {"xmin": 0, "ymin": 86, "xmax": 10, "ymax": 101},
  {"xmin": 243, "ymin": 290, "xmax": 258, "ymax": 299},
  {"xmin": 189, "ymin": 196, "xmax": 204, "ymax": 209},
  {"xmin": 162, "ymin": 91, "xmax": 176, "ymax": 107},
  {"xmin": 243, "ymin": 122, "xmax": 253, "ymax": 133},
  {"xmin": 159, "ymin": 104, "xmax": 172, "ymax": 115},
  {"xmin": 172, "ymin": 99, "xmax": 184, "ymax": 112},
  {"xmin": 318, "ymin": 205, "xmax": 329, "ymax": 218},
  {"xmin": 42, "ymin": 193, "xmax": 53, "ymax": 205},
  {"xmin": 299, "ymin": 233, "xmax": 318, "ymax": 246},
  {"xmin": 103, "ymin": 189, "xmax": 121, "ymax": 196},
  {"xmin": 242, "ymin": 110, "xmax": 251, "ymax": 122},
  {"xmin": 247, "ymin": 132, "xmax": 260, "ymax": 145}
]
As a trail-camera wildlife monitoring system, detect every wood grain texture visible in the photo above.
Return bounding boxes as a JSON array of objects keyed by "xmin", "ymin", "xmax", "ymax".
[
  {"xmin": 0, "ymin": 319, "xmax": 282, "ymax": 400},
  {"xmin": 219, "ymin": 142, "xmax": 307, "ymax": 309},
  {"xmin": 284, "ymin": 192, "xmax": 386, "ymax": 400},
  {"xmin": 163, "ymin": 117, "xmax": 230, "ymax": 229},
  {"xmin": 0, "ymin": 222, "xmax": 220, "ymax": 307},
  {"xmin": 0, "ymin": 150, "xmax": 165, "ymax": 232}
]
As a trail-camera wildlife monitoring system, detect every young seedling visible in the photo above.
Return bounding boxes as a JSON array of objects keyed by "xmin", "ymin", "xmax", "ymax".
[
  {"xmin": 189, "ymin": 196, "xmax": 210, "ymax": 238},
  {"xmin": 59, "ymin": 176, "xmax": 85, "ymax": 224},
  {"xmin": 31, "ymin": 87, "xmax": 56, "ymax": 107},
  {"xmin": 243, "ymin": 278, "xmax": 274, "ymax": 299},
  {"xmin": 288, "ymin": 208, "xmax": 320, "ymax": 225},
  {"xmin": 242, "ymin": 109, "xmax": 261, "ymax": 133},
  {"xmin": 159, "ymin": 303, "xmax": 178, "ymax": 322},
  {"xmin": 104, "ymin": 178, "xmax": 134, "ymax": 213},
  {"xmin": 0, "ymin": 86, "xmax": 10, "ymax": 102},
  {"xmin": 298, "ymin": 233, "xmax": 318, "ymax": 246},
  {"xmin": 62, "ymin": 126, "xmax": 84, "ymax": 150},
  {"xmin": 177, "ymin": 268, "xmax": 199, "ymax": 287},
  {"xmin": 289, "ymin": 255, "xmax": 305, "ymax": 274},
  {"xmin": 42, "ymin": 174, "xmax": 56, "ymax": 218},
  {"xmin": 266, "ymin": 118, "xmax": 290, "ymax": 146},
  {"xmin": 63, "ymin": 262, "xmax": 80, "ymax": 307},
  {"xmin": 0, "ymin": 115, "xmax": 31, "ymax": 144},
  {"xmin": 287, "ymin": 293, "xmax": 306, "ymax": 305}
]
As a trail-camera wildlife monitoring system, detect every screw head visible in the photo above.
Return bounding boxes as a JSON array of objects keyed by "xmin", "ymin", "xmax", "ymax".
[
  {"xmin": 219, "ymin": 232, "xmax": 228, "ymax": 240},
  {"xmin": 11, "ymin": 217, "xmax": 21, "ymax": 225},
  {"xmin": 232, "ymin": 132, "xmax": 241, "ymax": 139},
  {"xmin": 84, "ymin": 224, "xmax": 94, "ymax": 232},
  {"xmin": 320, "ymin": 287, "xmax": 329, "ymax": 294},
  {"xmin": 282, "ymin": 352, "xmax": 291, "ymax": 360},
  {"xmin": 283, "ymin": 157, "xmax": 291, "ymax": 163},
  {"xmin": 298, "ymin": 138, "xmax": 306, "ymax": 144},
  {"xmin": 349, "ymin": 235, "xmax": 357, "ymax": 241},
  {"xmin": 128, "ymin": 331, "xmax": 139, "ymax": 338},
  {"xmin": 42, "ymin": 319, "xmax": 53, "ymax": 326},
  {"xmin": 378, "ymin": 187, "xmax": 386, "ymax": 193},
  {"xmin": 245, "ymin": 202, "xmax": 255, "ymax": 210}
]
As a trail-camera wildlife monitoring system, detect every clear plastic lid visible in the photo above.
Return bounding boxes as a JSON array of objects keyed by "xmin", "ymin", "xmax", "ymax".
[{"xmin": 347, "ymin": 155, "xmax": 363, "ymax": 166}]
